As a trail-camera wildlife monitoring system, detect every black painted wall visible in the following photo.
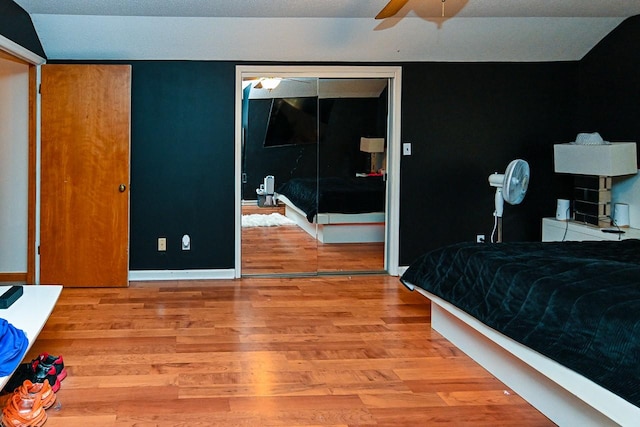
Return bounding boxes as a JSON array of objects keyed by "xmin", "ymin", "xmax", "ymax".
[
  {"xmin": 318, "ymin": 96, "xmax": 387, "ymax": 179},
  {"xmin": 398, "ymin": 62, "xmax": 578, "ymax": 264},
  {"xmin": 0, "ymin": 0, "xmax": 45, "ymax": 58},
  {"xmin": 129, "ymin": 61, "xmax": 236, "ymax": 269},
  {"xmin": 577, "ymin": 15, "xmax": 640, "ymax": 149}
]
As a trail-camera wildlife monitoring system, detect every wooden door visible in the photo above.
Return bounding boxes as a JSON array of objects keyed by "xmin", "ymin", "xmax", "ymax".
[{"xmin": 40, "ymin": 65, "xmax": 131, "ymax": 287}]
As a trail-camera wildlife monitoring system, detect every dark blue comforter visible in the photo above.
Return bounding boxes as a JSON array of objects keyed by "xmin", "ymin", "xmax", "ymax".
[{"xmin": 401, "ymin": 240, "xmax": 640, "ymax": 407}]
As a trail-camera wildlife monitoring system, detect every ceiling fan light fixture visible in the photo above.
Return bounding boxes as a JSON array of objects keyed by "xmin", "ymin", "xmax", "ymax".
[{"xmin": 259, "ymin": 78, "xmax": 282, "ymax": 90}]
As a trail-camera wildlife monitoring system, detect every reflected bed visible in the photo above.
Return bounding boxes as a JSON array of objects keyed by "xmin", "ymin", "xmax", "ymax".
[{"xmin": 276, "ymin": 177, "xmax": 385, "ymax": 243}]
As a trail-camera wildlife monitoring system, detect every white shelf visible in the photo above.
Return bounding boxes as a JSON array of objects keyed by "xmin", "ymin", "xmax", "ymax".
[
  {"xmin": 0, "ymin": 285, "xmax": 62, "ymax": 389},
  {"xmin": 542, "ymin": 217, "xmax": 640, "ymax": 242}
]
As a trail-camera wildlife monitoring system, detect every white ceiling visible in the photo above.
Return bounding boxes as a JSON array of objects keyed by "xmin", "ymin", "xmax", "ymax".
[{"xmin": 12, "ymin": 0, "xmax": 640, "ymax": 61}]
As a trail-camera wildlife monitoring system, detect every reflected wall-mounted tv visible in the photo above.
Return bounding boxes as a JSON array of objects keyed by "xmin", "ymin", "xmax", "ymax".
[{"xmin": 263, "ymin": 97, "xmax": 331, "ymax": 148}]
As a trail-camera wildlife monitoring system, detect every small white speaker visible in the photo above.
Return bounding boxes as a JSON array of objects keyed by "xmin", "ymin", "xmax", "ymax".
[
  {"xmin": 556, "ymin": 199, "xmax": 570, "ymax": 221},
  {"xmin": 264, "ymin": 175, "xmax": 274, "ymax": 195},
  {"xmin": 613, "ymin": 203, "xmax": 630, "ymax": 227}
]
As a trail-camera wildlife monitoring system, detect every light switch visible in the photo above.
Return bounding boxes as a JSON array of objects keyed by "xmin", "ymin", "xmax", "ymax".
[{"xmin": 403, "ymin": 143, "xmax": 412, "ymax": 156}]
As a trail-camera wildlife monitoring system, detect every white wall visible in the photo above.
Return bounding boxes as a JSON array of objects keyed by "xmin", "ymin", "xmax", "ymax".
[{"xmin": 0, "ymin": 58, "xmax": 29, "ymax": 273}]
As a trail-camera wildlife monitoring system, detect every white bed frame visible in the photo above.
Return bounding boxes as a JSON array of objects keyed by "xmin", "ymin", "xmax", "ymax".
[
  {"xmin": 276, "ymin": 194, "xmax": 384, "ymax": 244},
  {"xmin": 406, "ymin": 285, "xmax": 640, "ymax": 427}
]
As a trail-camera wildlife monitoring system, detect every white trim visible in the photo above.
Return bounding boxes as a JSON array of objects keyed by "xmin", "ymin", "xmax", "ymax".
[
  {"xmin": 234, "ymin": 66, "xmax": 244, "ymax": 278},
  {"xmin": 128, "ymin": 269, "xmax": 235, "ymax": 281},
  {"xmin": 397, "ymin": 265, "xmax": 409, "ymax": 276},
  {"xmin": 235, "ymin": 65, "xmax": 402, "ymax": 277},
  {"xmin": 385, "ymin": 68, "xmax": 401, "ymax": 275},
  {"xmin": 412, "ymin": 287, "xmax": 639, "ymax": 427},
  {"xmin": 0, "ymin": 35, "xmax": 45, "ymax": 65}
]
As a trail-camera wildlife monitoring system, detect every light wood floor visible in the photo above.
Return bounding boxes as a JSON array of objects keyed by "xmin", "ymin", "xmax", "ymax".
[
  {"xmin": 242, "ymin": 204, "xmax": 384, "ymax": 275},
  {"xmin": 24, "ymin": 276, "xmax": 553, "ymax": 426}
]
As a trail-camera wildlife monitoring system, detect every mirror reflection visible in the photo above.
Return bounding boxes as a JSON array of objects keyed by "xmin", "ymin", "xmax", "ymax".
[{"xmin": 241, "ymin": 76, "xmax": 388, "ymax": 276}]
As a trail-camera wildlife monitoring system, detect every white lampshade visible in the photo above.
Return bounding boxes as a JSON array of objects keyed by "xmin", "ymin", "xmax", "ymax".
[
  {"xmin": 554, "ymin": 142, "xmax": 638, "ymax": 176},
  {"xmin": 360, "ymin": 137, "xmax": 385, "ymax": 153}
]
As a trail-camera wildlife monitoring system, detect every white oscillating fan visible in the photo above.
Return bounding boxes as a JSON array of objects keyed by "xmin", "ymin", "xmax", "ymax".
[{"xmin": 488, "ymin": 159, "xmax": 530, "ymax": 243}]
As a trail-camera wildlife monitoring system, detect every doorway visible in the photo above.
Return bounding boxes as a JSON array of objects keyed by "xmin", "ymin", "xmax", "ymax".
[
  {"xmin": 0, "ymin": 40, "xmax": 44, "ymax": 284},
  {"xmin": 235, "ymin": 66, "xmax": 401, "ymax": 277},
  {"xmin": 0, "ymin": 53, "xmax": 30, "ymax": 282}
]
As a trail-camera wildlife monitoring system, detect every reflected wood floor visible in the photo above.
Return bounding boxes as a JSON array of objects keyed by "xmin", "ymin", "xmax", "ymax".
[
  {"xmin": 25, "ymin": 276, "xmax": 553, "ymax": 426},
  {"xmin": 242, "ymin": 205, "xmax": 384, "ymax": 275}
]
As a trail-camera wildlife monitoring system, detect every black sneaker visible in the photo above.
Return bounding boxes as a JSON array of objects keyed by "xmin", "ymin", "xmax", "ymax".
[
  {"xmin": 29, "ymin": 356, "xmax": 61, "ymax": 393},
  {"xmin": 34, "ymin": 353, "xmax": 66, "ymax": 382},
  {"xmin": 2, "ymin": 353, "xmax": 66, "ymax": 394}
]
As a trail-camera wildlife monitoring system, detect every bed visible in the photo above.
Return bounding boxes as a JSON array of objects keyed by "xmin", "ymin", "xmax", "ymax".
[
  {"xmin": 275, "ymin": 176, "xmax": 385, "ymax": 243},
  {"xmin": 400, "ymin": 240, "xmax": 640, "ymax": 426}
]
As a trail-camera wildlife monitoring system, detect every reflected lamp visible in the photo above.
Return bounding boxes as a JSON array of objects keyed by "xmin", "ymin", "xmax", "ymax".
[{"xmin": 360, "ymin": 137, "xmax": 385, "ymax": 174}]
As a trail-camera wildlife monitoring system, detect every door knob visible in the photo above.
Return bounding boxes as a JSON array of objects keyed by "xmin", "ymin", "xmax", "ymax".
[{"xmin": 119, "ymin": 184, "xmax": 126, "ymax": 192}]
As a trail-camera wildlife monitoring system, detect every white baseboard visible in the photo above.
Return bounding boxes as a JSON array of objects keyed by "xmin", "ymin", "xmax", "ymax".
[{"xmin": 128, "ymin": 269, "xmax": 235, "ymax": 281}]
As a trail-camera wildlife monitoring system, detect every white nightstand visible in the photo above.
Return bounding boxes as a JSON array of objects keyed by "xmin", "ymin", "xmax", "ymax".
[{"xmin": 541, "ymin": 217, "xmax": 640, "ymax": 242}]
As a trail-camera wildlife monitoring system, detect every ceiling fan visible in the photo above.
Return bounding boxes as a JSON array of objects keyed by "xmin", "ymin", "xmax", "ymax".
[{"xmin": 375, "ymin": 0, "xmax": 449, "ymax": 19}]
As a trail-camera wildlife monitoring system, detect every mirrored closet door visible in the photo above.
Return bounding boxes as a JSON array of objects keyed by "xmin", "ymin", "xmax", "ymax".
[
  {"xmin": 241, "ymin": 76, "xmax": 319, "ymax": 275},
  {"xmin": 240, "ymin": 73, "xmax": 388, "ymax": 276},
  {"xmin": 315, "ymin": 78, "xmax": 388, "ymax": 274}
]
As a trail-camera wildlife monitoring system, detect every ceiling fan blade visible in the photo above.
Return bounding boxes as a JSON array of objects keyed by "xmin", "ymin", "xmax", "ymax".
[{"xmin": 375, "ymin": 0, "xmax": 410, "ymax": 19}]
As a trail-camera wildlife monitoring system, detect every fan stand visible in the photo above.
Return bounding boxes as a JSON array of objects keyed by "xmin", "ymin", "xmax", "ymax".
[{"xmin": 493, "ymin": 187, "xmax": 504, "ymax": 243}]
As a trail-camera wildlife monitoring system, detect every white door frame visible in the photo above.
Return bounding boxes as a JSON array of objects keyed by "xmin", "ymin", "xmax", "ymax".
[{"xmin": 234, "ymin": 65, "xmax": 402, "ymax": 277}]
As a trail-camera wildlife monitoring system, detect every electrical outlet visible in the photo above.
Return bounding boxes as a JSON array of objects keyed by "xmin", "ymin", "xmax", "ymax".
[
  {"xmin": 158, "ymin": 237, "xmax": 167, "ymax": 251},
  {"xmin": 476, "ymin": 234, "xmax": 485, "ymax": 243}
]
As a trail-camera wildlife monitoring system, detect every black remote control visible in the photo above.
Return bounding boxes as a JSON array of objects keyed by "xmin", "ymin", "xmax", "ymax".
[
  {"xmin": 602, "ymin": 229, "xmax": 625, "ymax": 234},
  {"xmin": 0, "ymin": 285, "xmax": 23, "ymax": 309}
]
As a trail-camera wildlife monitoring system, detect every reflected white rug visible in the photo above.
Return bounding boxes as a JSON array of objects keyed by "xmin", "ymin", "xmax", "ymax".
[{"xmin": 242, "ymin": 213, "xmax": 296, "ymax": 228}]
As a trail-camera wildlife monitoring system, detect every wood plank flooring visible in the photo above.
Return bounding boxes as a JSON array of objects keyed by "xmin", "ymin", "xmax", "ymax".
[
  {"xmin": 23, "ymin": 276, "xmax": 553, "ymax": 426},
  {"xmin": 242, "ymin": 204, "xmax": 384, "ymax": 275}
]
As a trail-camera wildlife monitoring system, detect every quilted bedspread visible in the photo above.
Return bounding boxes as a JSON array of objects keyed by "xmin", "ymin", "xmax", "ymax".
[
  {"xmin": 276, "ymin": 176, "xmax": 385, "ymax": 222},
  {"xmin": 400, "ymin": 239, "xmax": 640, "ymax": 407}
]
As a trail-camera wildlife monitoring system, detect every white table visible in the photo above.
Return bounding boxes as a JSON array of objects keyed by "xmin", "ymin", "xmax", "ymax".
[
  {"xmin": 0, "ymin": 285, "xmax": 62, "ymax": 389},
  {"xmin": 542, "ymin": 217, "xmax": 640, "ymax": 242}
]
